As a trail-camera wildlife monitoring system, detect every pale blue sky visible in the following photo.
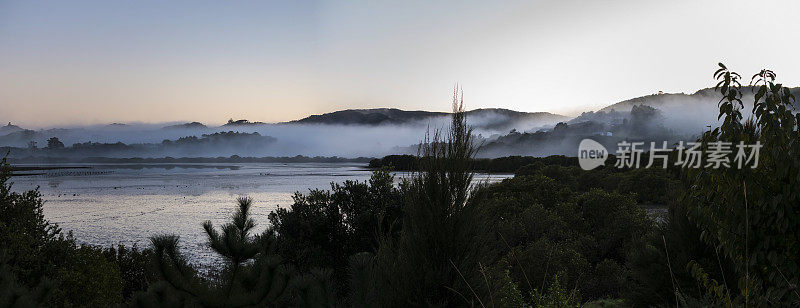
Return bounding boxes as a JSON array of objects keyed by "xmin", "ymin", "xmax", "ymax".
[{"xmin": 2, "ymin": 0, "xmax": 799, "ymax": 127}]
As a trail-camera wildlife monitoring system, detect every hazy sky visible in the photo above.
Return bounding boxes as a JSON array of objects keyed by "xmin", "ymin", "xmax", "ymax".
[{"xmin": 2, "ymin": 0, "xmax": 799, "ymax": 127}]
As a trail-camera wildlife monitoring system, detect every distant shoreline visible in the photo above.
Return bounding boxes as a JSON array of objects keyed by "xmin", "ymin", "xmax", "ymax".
[
  {"xmin": 4, "ymin": 156, "xmax": 376, "ymax": 176},
  {"xmin": 6, "ymin": 155, "xmax": 375, "ymax": 165},
  {"xmin": 3, "ymin": 165, "xmax": 91, "ymax": 176}
]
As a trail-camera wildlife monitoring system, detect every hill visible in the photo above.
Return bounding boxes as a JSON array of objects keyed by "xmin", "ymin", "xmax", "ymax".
[
  {"xmin": 163, "ymin": 122, "xmax": 207, "ymax": 130},
  {"xmin": 287, "ymin": 108, "xmax": 447, "ymax": 125},
  {"xmin": 222, "ymin": 119, "xmax": 266, "ymax": 127},
  {"xmin": 286, "ymin": 108, "xmax": 568, "ymax": 131},
  {"xmin": 597, "ymin": 87, "xmax": 800, "ymax": 113},
  {"xmin": 0, "ymin": 122, "xmax": 25, "ymax": 136},
  {"xmin": 568, "ymin": 86, "xmax": 800, "ymax": 136}
]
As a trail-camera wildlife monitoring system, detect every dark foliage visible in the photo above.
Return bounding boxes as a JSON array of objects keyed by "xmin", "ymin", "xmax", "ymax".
[
  {"xmin": 369, "ymin": 154, "xmax": 577, "ymax": 173},
  {"xmin": 103, "ymin": 244, "xmax": 156, "ymax": 300},
  {"xmin": 680, "ymin": 64, "xmax": 800, "ymax": 304},
  {"xmin": 45, "ymin": 137, "xmax": 64, "ymax": 149},
  {"xmin": 516, "ymin": 162, "xmax": 679, "ymax": 205},
  {"xmin": 267, "ymin": 169, "xmax": 403, "ymax": 297},
  {"xmin": 368, "ymin": 154, "xmax": 417, "ymax": 170},
  {"xmin": 472, "ymin": 174, "xmax": 652, "ymax": 302},
  {"xmin": 0, "ymin": 157, "xmax": 133, "ymax": 306},
  {"xmin": 132, "ymin": 197, "xmax": 336, "ymax": 307},
  {"xmin": 625, "ymin": 198, "xmax": 738, "ymax": 306},
  {"xmin": 352, "ymin": 91, "xmax": 507, "ymax": 306}
]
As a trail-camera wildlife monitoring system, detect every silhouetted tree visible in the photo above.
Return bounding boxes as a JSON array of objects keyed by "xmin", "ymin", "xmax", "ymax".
[
  {"xmin": 45, "ymin": 137, "xmax": 64, "ymax": 149},
  {"xmin": 1, "ymin": 156, "xmax": 126, "ymax": 306},
  {"xmin": 132, "ymin": 197, "xmax": 334, "ymax": 307},
  {"xmin": 351, "ymin": 89, "xmax": 502, "ymax": 306},
  {"xmin": 681, "ymin": 64, "xmax": 800, "ymax": 305}
]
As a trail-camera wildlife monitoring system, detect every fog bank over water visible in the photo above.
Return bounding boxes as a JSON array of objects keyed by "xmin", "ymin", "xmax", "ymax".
[
  {"xmin": 1, "ymin": 110, "xmax": 568, "ymax": 158},
  {"xmin": 2, "ymin": 123, "xmax": 426, "ymax": 158},
  {"xmin": 4, "ymin": 87, "xmax": 799, "ymax": 159}
]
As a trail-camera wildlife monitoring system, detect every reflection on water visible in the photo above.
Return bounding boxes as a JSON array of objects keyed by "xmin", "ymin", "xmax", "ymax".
[{"xmin": 11, "ymin": 163, "xmax": 512, "ymax": 268}]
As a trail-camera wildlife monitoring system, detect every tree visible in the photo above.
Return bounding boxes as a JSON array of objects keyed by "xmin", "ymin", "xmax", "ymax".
[
  {"xmin": 0, "ymin": 156, "xmax": 70, "ymax": 288},
  {"xmin": 0, "ymin": 157, "xmax": 126, "ymax": 306},
  {"xmin": 46, "ymin": 137, "xmax": 64, "ymax": 149},
  {"xmin": 354, "ymin": 89, "xmax": 502, "ymax": 306},
  {"xmin": 684, "ymin": 64, "xmax": 800, "ymax": 304},
  {"xmin": 628, "ymin": 104, "xmax": 662, "ymax": 134},
  {"xmin": 266, "ymin": 169, "xmax": 403, "ymax": 298},
  {"xmin": 133, "ymin": 197, "xmax": 333, "ymax": 307}
]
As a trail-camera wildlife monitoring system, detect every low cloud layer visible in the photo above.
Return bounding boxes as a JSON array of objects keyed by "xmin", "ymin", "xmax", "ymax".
[{"xmin": 1, "ymin": 114, "xmax": 562, "ymax": 158}]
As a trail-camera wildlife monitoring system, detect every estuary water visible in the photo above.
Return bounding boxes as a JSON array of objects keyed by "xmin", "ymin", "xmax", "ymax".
[{"xmin": 10, "ymin": 163, "xmax": 511, "ymax": 268}]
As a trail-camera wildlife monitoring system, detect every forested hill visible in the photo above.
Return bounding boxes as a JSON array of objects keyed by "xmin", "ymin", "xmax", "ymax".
[
  {"xmin": 597, "ymin": 86, "xmax": 800, "ymax": 113},
  {"xmin": 286, "ymin": 108, "xmax": 568, "ymax": 128}
]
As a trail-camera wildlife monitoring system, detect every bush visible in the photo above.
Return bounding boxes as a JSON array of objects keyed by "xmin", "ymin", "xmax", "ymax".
[
  {"xmin": 133, "ymin": 197, "xmax": 336, "ymax": 306},
  {"xmin": 0, "ymin": 157, "xmax": 129, "ymax": 306},
  {"xmin": 625, "ymin": 198, "xmax": 737, "ymax": 306},
  {"xmin": 50, "ymin": 245, "xmax": 124, "ymax": 307},
  {"xmin": 471, "ymin": 174, "xmax": 652, "ymax": 302},
  {"xmin": 102, "ymin": 244, "xmax": 155, "ymax": 300},
  {"xmin": 267, "ymin": 169, "xmax": 403, "ymax": 296}
]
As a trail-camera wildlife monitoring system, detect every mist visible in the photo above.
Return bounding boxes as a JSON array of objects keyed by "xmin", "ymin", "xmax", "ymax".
[
  {"xmin": 0, "ymin": 114, "xmax": 563, "ymax": 159},
  {"xmin": 595, "ymin": 88, "xmax": 779, "ymax": 137},
  {"xmin": 4, "ymin": 88, "xmax": 793, "ymax": 160}
]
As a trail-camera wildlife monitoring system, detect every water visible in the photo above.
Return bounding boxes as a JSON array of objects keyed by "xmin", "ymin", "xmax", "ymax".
[{"xmin": 10, "ymin": 163, "xmax": 511, "ymax": 268}]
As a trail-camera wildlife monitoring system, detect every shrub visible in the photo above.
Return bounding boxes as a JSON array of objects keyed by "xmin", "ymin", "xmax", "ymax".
[
  {"xmin": 50, "ymin": 245, "xmax": 124, "ymax": 307},
  {"xmin": 0, "ymin": 157, "xmax": 127, "ymax": 306},
  {"xmin": 267, "ymin": 169, "xmax": 403, "ymax": 296},
  {"xmin": 133, "ymin": 197, "xmax": 335, "ymax": 306}
]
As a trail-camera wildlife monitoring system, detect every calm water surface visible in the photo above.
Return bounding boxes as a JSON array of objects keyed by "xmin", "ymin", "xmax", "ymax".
[{"xmin": 11, "ymin": 163, "xmax": 511, "ymax": 268}]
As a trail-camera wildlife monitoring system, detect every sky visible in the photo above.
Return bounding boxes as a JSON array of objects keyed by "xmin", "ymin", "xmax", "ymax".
[{"xmin": 1, "ymin": 0, "xmax": 799, "ymax": 128}]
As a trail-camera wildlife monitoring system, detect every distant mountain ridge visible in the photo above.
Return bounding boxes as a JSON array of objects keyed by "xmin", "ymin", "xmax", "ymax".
[
  {"xmin": 288, "ymin": 108, "xmax": 446, "ymax": 125},
  {"xmin": 287, "ymin": 108, "xmax": 568, "ymax": 130}
]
